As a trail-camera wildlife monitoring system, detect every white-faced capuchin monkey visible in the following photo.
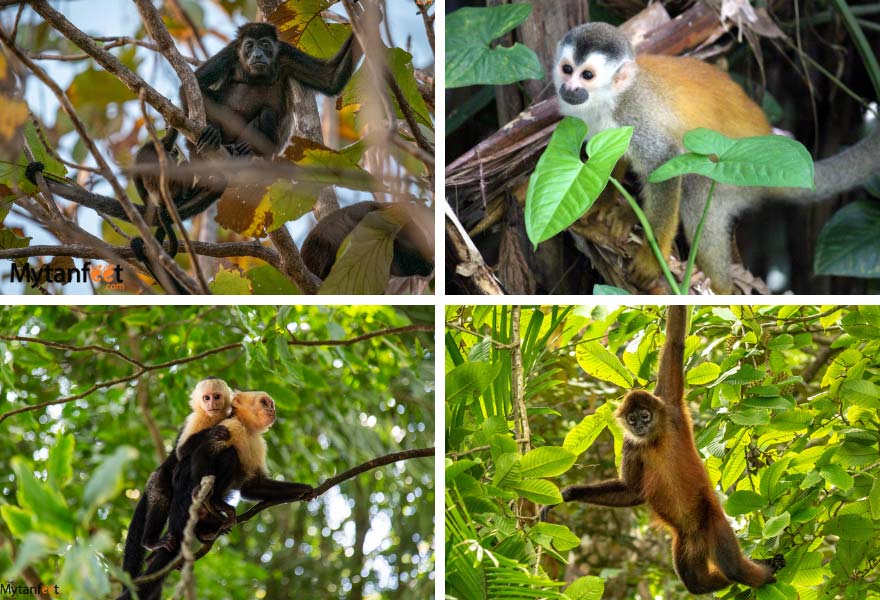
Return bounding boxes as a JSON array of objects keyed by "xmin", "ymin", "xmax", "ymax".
[
  {"xmin": 542, "ymin": 306, "xmax": 785, "ymax": 593},
  {"xmin": 120, "ymin": 377, "xmax": 232, "ymax": 584},
  {"xmin": 127, "ymin": 391, "xmax": 313, "ymax": 600},
  {"xmin": 554, "ymin": 22, "xmax": 880, "ymax": 294}
]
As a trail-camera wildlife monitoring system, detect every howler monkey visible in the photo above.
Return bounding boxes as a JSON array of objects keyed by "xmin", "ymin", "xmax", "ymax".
[
  {"xmin": 120, "ymin": 377, "xmax": 232, "ymax": 584},
  {"xmin": 128, "ymin": 391, "xmax": 313, "ymax": 600},
  {"xmin": 542, "ymin": 306, "xmax": 785, "ymax": 594},
  {"xmin": 187, "ymin": 22, "xmax": 359, "ymax": 158},
  {"xmin": 300, "ymin": 201, "xmax": 434, "ymax": 281}
]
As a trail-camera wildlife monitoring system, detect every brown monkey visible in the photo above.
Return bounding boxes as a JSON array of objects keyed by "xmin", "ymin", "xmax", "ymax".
[{"xmin": 543, "ymin": 306, "xmax": 784, "ymax": 594}]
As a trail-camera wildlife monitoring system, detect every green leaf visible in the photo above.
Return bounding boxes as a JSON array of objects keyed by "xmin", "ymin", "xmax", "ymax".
[
  {"xmin": 564, "ymin": 575, "xmax": 605, "ymax": 600},
  {"xmin": 562, "ymin": 405, "xmax": 610, "ymax": 456},
  {"xmin": 83, "ymin": 446, "xmax": 137, "ymax": 520},
  {"xmin": 46, "ymin": 433, "xmax": 74, "ymax": 490},
  {"xmin": 0, "ymin": 505, "xmax": 34, "ymax": 539},
  {"xmin": 319, "ymin": 209, "xmax": 402, "ymax": 294},
  {"xmin": 493, "ymin": 452, "xmax": 522, "ymax": 488},
  {"xmin": 686, "ymin": 362, "xmax": 720, "ymax": 385},
  {"xmin": 820, "ymin": 464, "xmax": 854, "ymax": 490},
  {"xmin": 530, "ymin": 522, "xmax": 581, "ymax": 552},
  {"xmin": 648, "ymin": 128, "xmax": 814, "ymax": 189},
  {"xmin": 520, "ymin": 446, "xmax": 577, "ymax": 479},
  {"xmin": 576, "ymin": 340, "xmax": 633, "ymax": 388},
  {"xmin": 789, "ymin": 551, "xmax": 828, "ymax": 587},
  {"xmin": 814, "ymin": 200, "xmax": 880, "ymax": 278},
  {"xmin": 446, "ymin": 5, "xmax": 544, "ymax": 88},
  {"xmin": 869, "ymin": 477, "xmax": 880, "ymax": 520},
  {"xmin": 725, "ymin": 490, "xmax": 767, "ymax": 516},
  {"xmin": 512, "ymin": 479, "xmax": 563, "ymax": 505},
  {"xmin": 11, "ymin": 458, "xmax": 75, "ymax": 540},
  {"xmin": 525, "ymin": 121, "xmax": 632, "ymax": 246},
  {"xmin": 824, "ymin": 514, "xmax": 873, "ymax": 540},
  {"xmin": 762, "ymin": 512, "xmax": 790, "ymax": 538},
  {"xmin": 445, "ymin": 361, "xmax": 502, "ymax": 403},
  {"xmin": 593, "ymin": 284, "xmax": 630, "ymax": 295}
]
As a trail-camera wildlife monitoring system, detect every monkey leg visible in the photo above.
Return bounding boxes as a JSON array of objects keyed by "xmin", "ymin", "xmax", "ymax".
[
  {"xmin": 629, "ymin": 177, "xmax": 682, "ymax": 292},
  {"xmin": 710, "ymin": 520, "xmax": 779, "ymax": 588},
  {"xmin": 672, "ymin": 532, "xmax": 732, "ymax": 594}
]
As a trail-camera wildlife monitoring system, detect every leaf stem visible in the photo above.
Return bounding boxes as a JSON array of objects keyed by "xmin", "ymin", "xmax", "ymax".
[
  {"xmin": 681, "ymin": 180, "xmax": 716, "ymax": 291},
  {"xmin": 610, "ymin": 177, "xmax": 681, "ymax": 294}
]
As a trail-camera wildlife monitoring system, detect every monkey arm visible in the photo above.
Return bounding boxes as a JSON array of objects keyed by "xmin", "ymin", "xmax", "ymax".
[
  {"xmin": 654, "ymin": 306, "xmax": 687, "ymax": 406},
  {"xmin": 192, "ymin": 45, "xmax": 238, "ymax": 98},
  {"xmin": 278, "ymin": 35, "xmax": 357, "ymax": 96},
  {"xmin": 560, "ymin": 479, "xmax": 644, "ymax": 507},
  {"xmin": 240, "ymin": 476, "xmax": 313, "ymax": 502}
]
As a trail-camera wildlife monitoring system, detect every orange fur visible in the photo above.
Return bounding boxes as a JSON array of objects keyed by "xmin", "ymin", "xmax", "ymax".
[
  {"xmin": 636, "ymin": 55, "xmax": 771, "ymax": 140},
  {"xmin": 216, "ymin": 391, "xmax": 275, "ymax": 478}
]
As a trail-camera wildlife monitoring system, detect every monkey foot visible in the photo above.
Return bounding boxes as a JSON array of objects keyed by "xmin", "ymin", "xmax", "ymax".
[
  {"xmin": 143, "ymin": 534, "xmax": 177, "ymax": 553},
  {"xmin": 24, "ymin": 161, "xmax": 45, "ymax": 185},
  {"xmin": 228, "ymin": 141, "xmax": 253, "ymax": 157}
]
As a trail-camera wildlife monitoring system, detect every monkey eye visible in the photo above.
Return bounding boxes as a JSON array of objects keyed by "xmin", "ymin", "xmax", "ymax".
[
  {"xmin": 561, "ymin": 64, "xmax": 573, "ymax": 75},
  {"xmin": 244, "ymin": 41, "xmax": 253, "ymax": 51},
  {"xmin": 203, "ymin": 394, "xmax": 211, "ymax": 401},
  {"xmin": 582, "ymin": 70, "xmax": 594, "ymax": 80}
]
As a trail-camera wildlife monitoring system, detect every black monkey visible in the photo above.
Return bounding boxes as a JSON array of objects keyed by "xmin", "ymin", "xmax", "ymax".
[
  {"xmin": 124, "ymin": 391, "xmax": 313, "ymax": 600},
  {"xmin": 187, "ymin": 22, "xmax": 359, "ymax": 158},
  {"xmin": 120, "ymin": 378, "xmax": 232, "ymax": 584},
  {"xmin": 300, "ymin": 201, "xmax": 434, "ymax": 281},
  {"xmin": 25, "ymin": 129, "xmax": 226, "ymax": 292}
]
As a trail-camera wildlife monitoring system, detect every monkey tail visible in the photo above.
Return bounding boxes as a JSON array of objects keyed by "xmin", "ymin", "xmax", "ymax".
[
  {"xmin": 770, "ymin": 124, "xmax": 880, "ymax": 204},
  {"xmin": 118, "ymin": 493, "xmax": 149, "ymax": 598},
  {"xmin": 131, "ymin": 546, "xmax": 176, "ymax": 600}
]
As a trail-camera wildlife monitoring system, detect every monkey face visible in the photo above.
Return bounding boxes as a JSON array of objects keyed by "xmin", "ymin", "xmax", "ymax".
[
  {"xmin": 191, "ymin": 378, "xmax": 232, "ymax": 416},
  {"xmin": 623, "ymin": 407, "xmax": 653, "ymax": 437},
  {"xmin": 240, "ymin": 36, "xmax": 278, "ymax": 76},
  {"xmin": 233, "ymin": 391, "xmax": 277, "ymax": 431}
]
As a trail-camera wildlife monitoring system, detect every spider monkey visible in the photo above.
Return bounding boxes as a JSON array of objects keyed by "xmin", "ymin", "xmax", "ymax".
[
  {"xmin": 25, "ymin": 128, "xmax": 226, "ymax": 293},
  {"xmin": 119, "ymin": 377, "xmax": 233, "ymax": 584},
  {"xmin": 187, "ymin": 21, "xmax": 360, "ymax": 159},
  {"xmin": 300, "ymin": 201, "xmax": 434, "ymax": 281},
  {"xmin": 125, "ymin": 391, "xmax": 313, "ymax": 600},
  {"xmin": 542, "ymin": 306, "xmax": 785, "ymax": 594}
]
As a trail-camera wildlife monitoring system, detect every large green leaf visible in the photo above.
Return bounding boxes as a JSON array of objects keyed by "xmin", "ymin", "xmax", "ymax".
[
  {"xmin": 564, "ymin": 575, "xmax": 604, "ymax": 600},
  {"xmin": 814, "ymin": 200, "xmax": 880, "ymax": 278},
  {"xmin": 576, "ymin": 341, "xmax": 633, "ymax": 388},
  {"xmin": 530, "ymin": 522, "xmax": 581, "ymax": 552},
  {"xmin": 562, "ymin": 403, "xmax": 612, "ymax": 456},
  {"xmin": 446, "ymin": 5, "xmax": 544, "ymax": 88},
  {"xmin": 649, "ymin": 128, "xmax": 814, "ymax": 188},
  {"xmin": 519, "ymin": 446, "xmax": 576, "ymax": 479},
  {"xmin": 512, "ymin": 479, "xmax": 563, "ymax": 505},
  {"xmin": 446, "ymin": 361, "xmax": 502, "ymax": 403},
  {"xmin": 319, "ymin": 209, "xmax": 401, "ymax": 294},
  {"xmin": 525, "ymin": 119, "xmax": 632, "ymax": 246},
  {"xmin": 725, "ymin": 490, "xmax": 768, "ymax": 515}
]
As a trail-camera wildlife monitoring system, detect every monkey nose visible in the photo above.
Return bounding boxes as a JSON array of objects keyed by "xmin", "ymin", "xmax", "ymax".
[{"xmin": 559, "ymin": 86, "xmax": 589, "ymax": 105}]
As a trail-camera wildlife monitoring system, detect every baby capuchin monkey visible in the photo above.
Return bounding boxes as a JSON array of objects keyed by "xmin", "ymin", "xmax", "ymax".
[
  {"xmin": 130, "ymin": 391, "xmax": 313, "ymax": 600},
  {"xmin": 554, "ymin": 22, "xmax": 880, "ymax": 293},
  {"xmin": 120, "ymin": 377, "xmax": 232, "ymax": 583}
]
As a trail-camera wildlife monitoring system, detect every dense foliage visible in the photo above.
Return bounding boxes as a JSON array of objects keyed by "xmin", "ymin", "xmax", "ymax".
[
  {"xmin": 446, "ymin": 305, "xmax": 880, "ymax": 599},
  {"xmin": 0, "ymin": 305, "xmax": 435, "ymax": 599}
]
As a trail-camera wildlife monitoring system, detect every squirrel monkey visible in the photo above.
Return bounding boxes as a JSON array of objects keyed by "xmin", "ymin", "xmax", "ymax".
[
  {"xmin": 554, "ymin": 22, "xmax": 880, "ymax": 293},
  {"xmin": 120, "ymin": 377, "xmax": 233, "ymax": 583}
]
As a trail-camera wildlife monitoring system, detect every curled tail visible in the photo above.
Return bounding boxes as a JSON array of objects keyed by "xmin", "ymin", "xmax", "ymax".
[{"xmin": 772, "ymin": 124, "xmax": 880, "ymax": 203}]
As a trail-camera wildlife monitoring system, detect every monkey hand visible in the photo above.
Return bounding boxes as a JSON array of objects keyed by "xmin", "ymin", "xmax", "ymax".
[
  {"xmin": 766, "ymin": 554, "xmax": 786, "ymax": 573},
  {"xmin": 24, "ymin": 161, "xmax": 46, "ymax": 185},
  {"xmin": 207, "ymin": 425, "xmax": 232, "ymax": 445},
  {"xmin": 628, "ymin": 245, "xmax": 669, "ymax": 293},
  {"xmin": 538, "ymin": 504, "xmax": 555, "ymax": 522},
  {"xmin": 196, "ymin": 124, "xmax": 223, "ymax": 155},
  {"xmin": 228, "ymin": 141, "xmax": 253, "ymax": 157}
]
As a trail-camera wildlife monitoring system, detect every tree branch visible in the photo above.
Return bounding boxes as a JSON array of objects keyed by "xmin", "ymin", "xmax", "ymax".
[{"xmin": 0, "ymin": 324, "xmax": 433, "ymax": 423}]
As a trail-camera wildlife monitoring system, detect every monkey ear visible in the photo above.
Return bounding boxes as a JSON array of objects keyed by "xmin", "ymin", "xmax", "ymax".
[{"xmin": 612, "ymin": 61, "xmax": 636, "ymax": 91}]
